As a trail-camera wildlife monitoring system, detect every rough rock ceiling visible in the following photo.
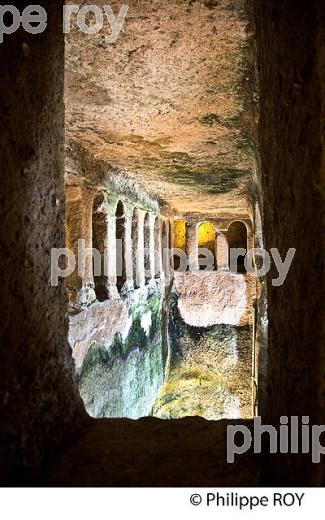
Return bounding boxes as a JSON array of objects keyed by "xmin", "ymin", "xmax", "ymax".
[{"xmin": 65, "ymin": 0, "xmax": 254, "ymax": 217}]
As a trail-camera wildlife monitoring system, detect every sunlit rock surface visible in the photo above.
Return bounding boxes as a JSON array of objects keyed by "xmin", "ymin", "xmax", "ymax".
[
  {"xmin": 153, "ymin": 273, "xmax": 255, "ymax": 420},
  {"xmin": 175, "ymin": 271, "xmax": 258, "ymax": 326},
  {"xmin": 65, "ymin": 0, "xmax": 254, "ymax": 219}
]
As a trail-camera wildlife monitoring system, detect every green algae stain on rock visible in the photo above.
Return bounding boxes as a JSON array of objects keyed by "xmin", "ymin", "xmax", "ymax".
[{"xmin": 76, "ymin": 287, "xmax": 166, "ymax": 419}]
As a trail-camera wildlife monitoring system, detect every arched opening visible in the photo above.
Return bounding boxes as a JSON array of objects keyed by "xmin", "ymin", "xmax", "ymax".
[
  {"xmin": 197, "ymin": 221, "xmax": 216, "ymax": 271},
  {"xmin": 116, "ymin": 200, "xmax": 126, "ymax": 293},
  {"xmin": 144, "ymin": 212, "xmax": 151, "ymax": 284},
  {"xmin": 154, "ymin": 217, "xmax": 161, "ymax": 279},
  {"xmin": 132, "ymin": 208, "xmax": 140, "ymax": 288},
  {"xmin": 173, "ymin": 219, "xmax": 186, "ymax": 271},
  {"xmin": 92, "ymin": 192, "xmax": 109, "ymax": 301},
  {"xmin": 227, "ymin": 221, "xmax": 248, "ymax": 273}
]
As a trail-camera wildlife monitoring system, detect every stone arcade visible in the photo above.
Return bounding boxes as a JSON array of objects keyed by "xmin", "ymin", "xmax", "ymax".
[{"xmin": 64, "ymin": 174, "xmax": 259, "ymax": 420}]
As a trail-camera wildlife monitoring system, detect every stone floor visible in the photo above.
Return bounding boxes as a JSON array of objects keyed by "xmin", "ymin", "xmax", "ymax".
[{"xmin": 39, "ymin": 417, "xmax": 263, "ymax": 486}]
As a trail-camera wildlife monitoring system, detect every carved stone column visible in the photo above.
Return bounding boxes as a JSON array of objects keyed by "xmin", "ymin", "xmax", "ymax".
[
  {"xmin": 137, "ymin": 210, "xmax": 146, "ymax": 287},
  {"xmin": 65, "ymin": 183, "xmax": 96, "ymax": 310},
  {"xmin": 106, "ymin": 211, "xmax": 119, "ymax": 298},
  {"xmin": 154, "ymin": 217, "xmax": 162, "ymax": 279},
  {"xmin": 186, "ymin": 221, "xmax": 198, "ymax": 272},
  {"xmin": 216, "ymin": 232, "xmax": 229, "ymax": 270},
  {"xmin": 148, "ymin": 213, "xmax": 156, "ymax": 282},
  {"xmin": 124, "ymin": 207, "xmax": 134, "ymax": 291}
]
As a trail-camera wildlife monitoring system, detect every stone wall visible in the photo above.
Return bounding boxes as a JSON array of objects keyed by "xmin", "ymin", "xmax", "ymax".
[
  {"xmin": 70, "ymin": 282, "xmax": 168, "ymax": 418},
  {"xmin": 65, "ymin": 175, "xmax": 172, "ymax": 418},
  {"xmin": 0, "ymin": 3, "xmax": 86, "ymax": 483},
  {"xmin": 153, "ymin": 271, "xmax": 258, "ymax": 420},
  {"xmin": 253, "ymin": 0, "xmax": 325, "ymax": 485}
]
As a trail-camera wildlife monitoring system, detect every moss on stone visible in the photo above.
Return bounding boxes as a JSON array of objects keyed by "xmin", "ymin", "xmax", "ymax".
[
  {"xmin": 166, "ymin": 165, "xmax": 247, "ymax": 194},
  {"xmin": 76, "ymin": 288, "xmax": 166, "ymax": 419},
  {"xmin": 199, "ymin": 113, "xmax": 222, "ymax": 127}
]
